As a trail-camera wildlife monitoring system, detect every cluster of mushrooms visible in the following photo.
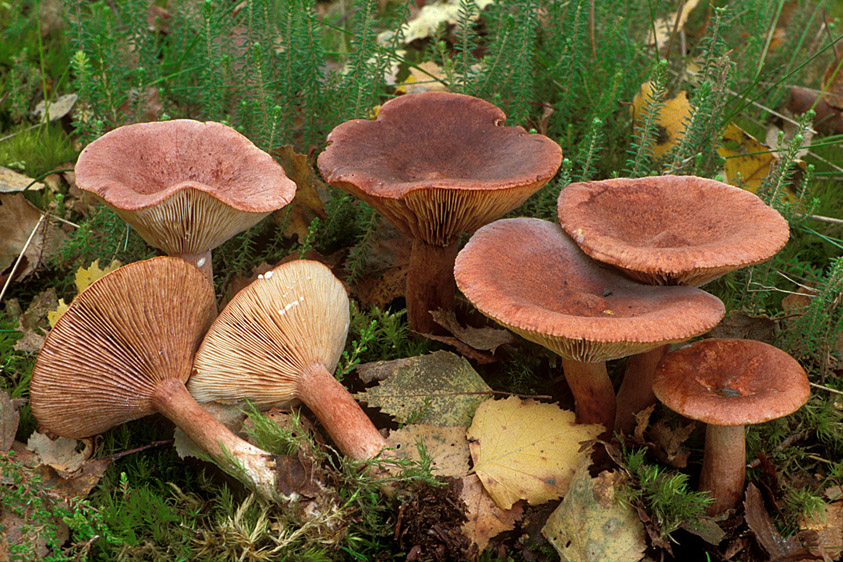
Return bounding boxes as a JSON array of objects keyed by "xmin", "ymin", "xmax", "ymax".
[{"xmin": 30, "ymin": 92, "xmax": 810, "ymax": 516}]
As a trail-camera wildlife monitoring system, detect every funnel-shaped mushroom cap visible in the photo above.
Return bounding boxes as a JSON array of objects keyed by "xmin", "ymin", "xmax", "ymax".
[
  {"xmin": 454, "ymin": 218, "xmax": 725, "ymax": 362},
  {"xmin": 30, "ymin": 257, "xmax": 217, "ymax": 438},
  {"xmin": 317, "ymin": 92, "xmax": 562, "ymax": 246},
  {"xmin": 652, "ymin": 338, "xmax": 810, "ymax": 426},
  {"xmin": 75, "ymin": 119, "xmax": 296, "ymax": 255},
  {"xmin": 557, "ymin": 176, "xmax": 790, "ymax": 286},
  {"xmin": 189, "ymin": 259, "xmax": 349, "ymax": 406}
]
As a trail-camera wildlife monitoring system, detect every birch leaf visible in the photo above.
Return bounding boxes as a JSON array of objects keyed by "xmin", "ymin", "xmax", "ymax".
[{"xmin": 387, "ymin": 424, "xmax": 470, "ymax": 477}]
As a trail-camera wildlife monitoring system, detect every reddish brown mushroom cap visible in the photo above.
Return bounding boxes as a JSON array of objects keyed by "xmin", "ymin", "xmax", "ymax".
[
  {"xmin": 30, "ymin": 256, "xmax": 217, "ymax": 438},
  {"xmin": 75, "ymin": 119, "xmax": 296, "ymax": 256},
  {"xmin": 557, "ymin": 176, "xmax": 790, "ymax": 286},
  {"xmin": 454, "ymin": 218, "xmax": 726, "ymax": 362},
  {"xmin": 652, "ymin": 338, "xmax": 810, "ymax": 426},
  {"xmin": 317, "ymin": 92, "xmax": 562, "ymax": 246}
]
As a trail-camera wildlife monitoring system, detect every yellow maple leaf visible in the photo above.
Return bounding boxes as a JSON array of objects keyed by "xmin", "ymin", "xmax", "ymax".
[
  {"xmin": 630, "ymin": 82, "xmax": 692, "ymax": 160},
  {"xmin": 467, "ymin": 396, "xmax": 602, "ymax": 510},
  {"xmin": 47, "ymin": 298, "xmax": 69, "ymax": 328},
  {"xmin": 75, "ymin": 259, "xmax": 121, "ymax": 294}
]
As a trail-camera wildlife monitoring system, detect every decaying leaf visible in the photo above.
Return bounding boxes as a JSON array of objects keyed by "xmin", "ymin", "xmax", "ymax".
[
  {"xmin": 0, "ymin": 193, "xmax": 66, "ymax": 283},
  {"xmin": 402, "ymin": 61, "xmax": 450, "ymax": 94},
  {"xmin": 26, "ymin": 431, "xmax": 91, "ymax": 478},
  {"xmin": 798, "ymin": 501, "xmax": 843, "ymax": 562},
  {"xmin": 1, "ymin": 391, "xmax": 19, "ymax": 452},
  {"xmin": 630, "ymin": 82, "xmax": 692, "ymax": 160},
  {"xmin": 33, "ymin": 93, "xmax": 78, "ymax": 123},
  {"xmin": 0, "ymin": 166, "xmax": 44, "ymax": 193},
  {"xmin": 377, "ymin": 0, "xmax": 495, "ymax": 46},
  {"xmin": 744, "ymin": 483, "xmax": 814, "ymax": 560},
  {"xmin": 467, "ymin": 397, "xmax": 602, "ymax": 510},
  {"xmin": 387, "ymin": 424, "xmax": 470, "ymax": 477},
  {"xmin": 273, "ymin": 145, "xmax": 327, "ymax": 241},
  {"xmin": 822, "ymin": 52, "xmax": 843, "ymax": 110},
  {"xmin": 648, "ymin": 418, "xmax": 695, "ymax": 468},
  {"xmin": 542, "ymin": 463, "xmax": 646, "ymax": 562},
  {"xmin": 355, "ymin": 351, "xmax": 493, "ymax": 426},
  {"xmin": 460, "ymin": 473, "xmax": 524, "ymax": 554},
  {"xmin": 648, "ymin": 0, "xmax": 701, "ymax": 50},
  {"xmin": 13, "ymin": 288, "xmax": 59, "ymax": 352},
  {"xmin": 74, "ymin": 258, "xmax": 122, "ymax": 294},
  {"xmin": 356, "ymin": 357, "xmax": 415, "ymax": 384},
  {"xmin": 708, "ymin": 309, "xmax": 778, "ymax": 342},
  {"xmin": 430, "ymin": 309, "xmax": 517, "ymax": 354}
]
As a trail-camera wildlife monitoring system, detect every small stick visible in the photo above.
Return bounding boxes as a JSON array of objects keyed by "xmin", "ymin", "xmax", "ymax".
[
  {"xmin": 810, "ymin": 382, "xmax": 843, "ymax": 396},
  {"xmin": 95, "ymin": 439, "xmax": 174, "ymax": 462},
  {"xmin": 0, "ymin": 212, "xmax": 47, "ymax": 305}
]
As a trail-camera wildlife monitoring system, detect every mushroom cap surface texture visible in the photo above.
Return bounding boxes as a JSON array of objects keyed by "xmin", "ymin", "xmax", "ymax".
[
  {"xmin": 75, "ymin": 119, "xmax": 296, "ymax": 255},
  {"xmin": 317, "ymin": 92, "xmax": 562, "ymax": 246},
  {"xmin": 652, "ymin": 338, "xmax": 810, "ymax": 426},
  {"xmin": 557, "ymin": 176, "xmax": 790, "ymax": 286},
  {"xmin": 189, "ymin": 259, "xmax": 349, "ymax": 406},
  {"xmin": 30, "ymin": 257, "xmax": 217, "ymax": 438},
  {"xmin": 453, "ymin": 218, "xmax": 726, "ymax": 362}
]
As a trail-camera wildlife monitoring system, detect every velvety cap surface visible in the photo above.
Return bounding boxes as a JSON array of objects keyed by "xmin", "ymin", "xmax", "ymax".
[
  {"xmin": 189, "ymin": 259, "xmax": 350, "ymax": 406},
  {"xmin": 454, "ymin": 218, "xmax": 725, "ymax": 362},
  {"xmin": 652, "ymin": 338, "xmax": 810, "ymax": 426},
  {"xmin": 557, "ymin": 176, "xmax": 790, "ymax": 286},
  {"xmin": 317, "ymin": 92, "xmax": 562, "ymax": 245},
  {"xmin": 75, "ymin": 119, "xmax": 296, "ymax": 254},
  {"xmin": 29, "ymin": 257, "xmax": 217, "ymax": 438}
]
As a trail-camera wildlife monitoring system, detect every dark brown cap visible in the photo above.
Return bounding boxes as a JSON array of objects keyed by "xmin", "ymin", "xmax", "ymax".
[
  {"xmin": 557, "ymin": 176, "xmax": 790, "ymax": 286},
  {"xmin": 652, "ymin": 338, "xmax": 810, "ymax": 426},
  {"xmin": 454, "ymin": 218, "xmax": 725, "ymax": 362},
  {"xmin": 30, "ymin": 257, "xmax": 217, "ymax": 438},
  {"xmin": 75, "ymin": 119, "xmax": 296, "ymax": 256},
  {"xmin": 317, "ymin": 92, "xmax": 562, "ymax": 246}
]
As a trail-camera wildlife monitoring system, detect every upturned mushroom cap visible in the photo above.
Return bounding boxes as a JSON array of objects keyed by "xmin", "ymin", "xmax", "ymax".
[
  {"xmin": 189, "ymin": 259, "xmax": 349, "ymax": 406},
  {"xmin": 557, "ymin": 176, "xmax": 790, "ymax": 286},
  {"xmin": 652, "ymin": 338, "xmax": 810, "ymax": 426},
  {"xmin": 75, "ymin": 119, "xmax": 296, "ymax": 256},
  {"xmin": 30, "ymin": 257, "xmax": 217, "ymax": 438},
  {"xmin": 454, "ymin": 218, "xmax": 726, "ymax": 362},
  {"xmin": 317, "ymin": 92, "xmax": 562, "ymax": 246}
]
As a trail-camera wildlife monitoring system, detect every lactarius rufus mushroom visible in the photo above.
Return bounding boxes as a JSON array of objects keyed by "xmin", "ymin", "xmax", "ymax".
[
  {"xmin": 652, "ymin": 338, "xmax": 810, "ymax": 515},
  {"xmin": 558, "ymin": 175, "xmax": 790, "ymax": 434},
  {"xmin": 454, "ymin": 218, "xmax": 725, "ymax": 433},
  {"xmin": 75, "ymin": 119, "xmax": 296, "ymax": 279},
  {"xmin": 189, "ymin": 259, "xmax": 387, "ymax": 461},
  {"xmin": 317, "ymin": 92, "xmax": 562, "ymax": 334},
  {"xmin": 29, "ymin": 257, "xmax": 279, "ymax": 499}
]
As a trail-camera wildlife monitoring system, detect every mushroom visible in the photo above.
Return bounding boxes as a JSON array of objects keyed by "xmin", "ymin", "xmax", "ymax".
[
  {"xmin": 453, "ymin": 218, "xmax": 725, "ymax": 433},
  {"xmin": 317, "ymin": 92, "xmax": 562, "ymax": 334},
  {"xmin": 652, "ymin": 338, "xmax": 810, "ymax": 514},
  {"xmin": 29, "ymin": 257, "xmax": 279, "ymax": 499},
  {"xmin": 75, "ymin": 119, "xmax": 297, "ymax": 279},
  {"xmin": 557, "ymin": 176, "xmax": 790, "ymax": 433},
  {"xmin": 188, "ymin": 259, "xmax": 387, "ymax": 461}
]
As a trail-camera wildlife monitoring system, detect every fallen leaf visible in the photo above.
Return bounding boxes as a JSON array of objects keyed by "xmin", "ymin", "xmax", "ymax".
[
  {"xmin": 459, "ymin": 473, "xmax": 524, "ymax": 554},
  {"xmin": 356, "ymin": 357, "xmax": 415, "ymax": 384},
  {"xmin": 781, "ymin": 286, "xmax": 817, "ymax": 314},
  {"xmin": 0, "ymin": 193, "xmax": 66, "ymax": 283},
  {"xmin": 542, "ymin": 463, "xmax": 646, "ymax": 562},
  {"xmin": 387, "ymin": 424, "xmax": 470, "ymax": 477},
  {"xmin": 429, "ymin": 309, "xmax": 517, "ymax": 354},
  {"xmin": 648, "ymin": 418, "xmax": 695, "ymax": 468},
  {"xmin": 0, "ymin": 391, "xmax": 19, "ymax": 452},
  {"xmin": 33, "ymin": 93, "xmax": 78, "ymax": 123},
  {"xmin": 47, "ymin": 299, "xmax": 68, "ymax": 328},
  {"xmin": 787, "ymin": 86, "xmax": 843, "ymax": 136},
  {"xmin": 0, "ymin": 166, "xmax": 44, "ymax": 193},
  {"xmin": 377, "ymin": 0, "xmax": 495, "ymax": 46},
  {"xmin": 355, "ymin": 265, "xmax": 407, "ymax": 310},
  {"xmin": 467, "ymin": 397, "xmax": 602, "ymax": 510},
  {"xmin": 26, "ymin": 432, "xmax": 90, "ymax": 478},
  {"xmin": 822, "ymin": 52, "xmax": 843, "ymax": 110},
  {"xmin": 74, "ymin": 259, "xmax": 122, "ymax": 294},
  {"xmin": 273, "ymin": 145, "xmax": 326, "ymax": 241},
  {"xmin": 744, "ymin": 483, "xmax": 812, "ymax": 560},
  {"xmin": 37, "ymin": 456, "xmax": 112, "ymax": 501},
  {"xmin": 403, "ymin": 61, "xmax": 450, "ymax": 94},
  {"xmin": 708, "ymin": 309, "xmax": 778, "ymax": 342},
  {"xmin": 798, "ymin": 501, "xmax": 843, "ymax": 562},
  {"xmin": 680, "ymin": 516, "xmax": 726, "ymax": 546},
  {"xmin": 356, "ymin": 351, "xmax": 493, "ymax": 426},
  {"xmin": 648, "ymin": 0, "xmax": 701, "ymax": 50},
  {"xmin": 630, "ymin": 82, "xmax": 692, "ymax": 160}
]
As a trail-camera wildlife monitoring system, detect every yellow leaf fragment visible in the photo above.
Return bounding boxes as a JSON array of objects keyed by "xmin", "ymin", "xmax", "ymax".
[
  {"xmin": 273, "ymin": 145, "xmax": 325, "ymax": 241},
  {"xmin": 403, "ymin": 61, "xmax": 450, "ymax": 95},
  {"xmin": 75, "ymin": 258, "xmax": 121, "ymax": 294},
  {"xmin": 467, "ymin": 397, "xmax": 602, "ymax": 510},
  {"xmin": 649, "ymin": 0, "xmax": 700, "ymax": 50},
  {"xmin": 542, "ymin": 463, "xmax": 646, "ymax": 562},
  {"xmin": 631, "ymin": 82, "xmax": 691, "ymax": 160},
  {"xmin": 387, "ymin": 424, "xmax": 470, "ymax": 477},
  {"xmin": 47, "ymin": 298, "xmax": 69, "ymax": 328},
  {"xmin": 460, "ymin": 473, "xmax": 524, "ymax": 554}
]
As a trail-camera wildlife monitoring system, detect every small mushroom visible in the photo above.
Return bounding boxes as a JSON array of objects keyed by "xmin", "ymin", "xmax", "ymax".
[
  {"xmin": 75, "ymin": 119, "xmax": 296, "ymax": 279},
  {"xmin": 454, "ymin": 218, "xmax": 725, "ymax": 433},
  {"xmin": 317, "ymin": 92, "xmax": 562, "ymax": 334},
  {"xmin": 189, "ymin": 259, "xmax": 387, "ymax": 461},
  {"xmin": 557, "ymin": 176, "xmax": 790, "ymax": 434},
  {"xmin": 29, "ymin": 257, "xmax": 279, "ymax": 499},
  {"xmin": 652, "ymin": 338, "xmax": 810, "ymax": 515}
]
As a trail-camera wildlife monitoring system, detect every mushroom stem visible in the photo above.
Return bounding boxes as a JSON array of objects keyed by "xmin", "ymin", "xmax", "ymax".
[
  {"xmin": 406, "ymin": 239, "xmax": 460, "ymax": 334},
  {"xmin": 560, "ymin": 359, "xmax": 616, "ymax": 434},
  {"xmin": 150, "ymin": 378, "xmax": 277, "ymax": 499},
  {"xmin": 296, "ymin": 363, "xmax": 388, "ymax": 460},
  {"xmin": 700, "ymin": 424, "xmax": 746, "ymax": 515},
  {"xmin": 175, "ymin": 250, "xmax": 213, "ymax": 280},
  {"xmin": 614, "ymin": 345, "xmax": 670, "ymax": 434}
]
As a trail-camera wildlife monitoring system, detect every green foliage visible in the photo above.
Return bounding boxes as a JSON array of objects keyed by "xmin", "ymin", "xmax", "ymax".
[
  {"xmin": 345, "ymin": 303, "xmax": 429, "ymax": 366},
  {"xmin": 0, "ymin": 124, "xmax": 76, "ymax": 177},
  {"xmin": 624, "ymin": 59, "xmax": 668, "ymax": 177}
]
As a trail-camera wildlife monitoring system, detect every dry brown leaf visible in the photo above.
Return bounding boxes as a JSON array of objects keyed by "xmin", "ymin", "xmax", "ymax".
[
  {"xmin": 459, "ymin": 473, "xmax": 524, "ymax": 554},
  {"xmin": 33, "ymin": 93, "xmax": 78, "ymax": 123},
  {"xmin": 708, "ymin": 309, "xmax": 778, "ymax": 342},
  {"xmin": 0, "ymin": 193, "xmax": 66, "ymax": 283},
  {"xmin": 0, "ymin": 392, "xmax": 19, "ymax": 452},
  {"xmin": 467, "ymin": 397, "xmax": 602, "ymax": 510},
  {"xmin": 630, "ymin": 82, "xmax": 691, "ymax": 160},
  {"xmin": 0, "ymin": 166, "xmax": 44, "ymax": 193},
  {"xmin": 355, "ymin": 265, "xmax": 407, "ymax": 310},
  {"xmin": 542, "ymin": 463, "xmax": 646, "ymax": 562},
  {"xmin": 744, "ymin": 483, "xmax": 813, "ymax": 560},
  {"xmin": 798, "ymin": 501, "xmax": 843, "ymax": 562},
  {"xmin": 430, "ymin": 309, "xmax": 517, "ymax": 354},
  {"xmin": 38, "ymin": 456, "xmax": 112, "ymax": 501},
  {"xmin": 387, "ymin": 424, "xmax": 470, "ymax": 477},
  {"xmin": 273, "ymin": 145, "xmax": 325, "ymax": 241},
  {"xmin": 822, "ymin": 53, "xmax": 843, "ymax": 110},
  {"xmin": 356, "ymin": 357, "xmax": 415, "ymax": 384},
  {"xmin": 26, "ymin": 432, "xmax": 91, "ymax": 479},
  {"xmin": 648, "ymin": 418, "xmax": 695, "ymax": 468}
]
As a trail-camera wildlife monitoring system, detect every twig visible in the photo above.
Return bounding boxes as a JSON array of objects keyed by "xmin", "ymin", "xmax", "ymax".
[
  {"xmin": 95, "ymin": 439, "xmax": 174, "ymax": 462},
  {"xmin": 799, "ymin": 214, "xmax": 843, "ymax": 226},
  {"xmin": 809, "ymin": 382, "xmax": 843, "ymax": 396},
  {"xmin": 747, "ymin": 431, "xmax": 809, "ymax": 468},
  {"xmin": 0, "ymin": 212, "xmax": 47, "ymax": 305}
]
